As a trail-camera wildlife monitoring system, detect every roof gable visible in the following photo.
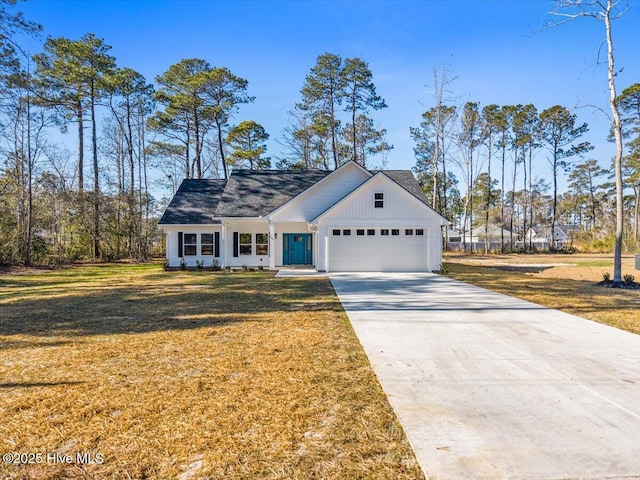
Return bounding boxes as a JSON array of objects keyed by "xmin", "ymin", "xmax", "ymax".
[
  {"xmin": 311, "ymin": 171, "xmax": 449, "ymax": 224},
  {"xmin": 159, "ymin": 179, "xmax": 226, "ymax": 225},
  {"xmin": 267, "ymin": 161, "xmax": 372, "ymax": 221},
  {"xmin": 214, "ymin": 169, "xmax": 331, "ymax": 217}
]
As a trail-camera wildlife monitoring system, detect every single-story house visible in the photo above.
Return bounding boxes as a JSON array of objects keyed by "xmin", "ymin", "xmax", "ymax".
[
  {"xmin": 526, "ymin": 224, "xmax": 580, "ymax": 249},
  {"xmin": 158, "ymin": 161, "xmax": 449, "ymax": 272}
]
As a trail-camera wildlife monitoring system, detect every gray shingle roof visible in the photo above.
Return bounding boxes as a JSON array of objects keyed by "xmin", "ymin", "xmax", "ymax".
[
  {"xmin": 158, "ymin": 165, "xmax": 441, "ymax": 225},
  {"xmin": 214, "ymin": 169, "xmax": 331, "ymax": 217},
  {"xmin": 379, "ymin": 170, "xmax": 431, "ymax": 207},
  {"xmin": 158, "ymin": 179, "xmax": 226, "ymax": 225}
]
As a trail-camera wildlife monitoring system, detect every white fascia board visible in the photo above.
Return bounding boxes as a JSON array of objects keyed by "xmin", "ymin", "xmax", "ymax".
[
  {"xmin": 264, "ymin": 161, "xmax": 372, "ymax": 219},
  {"xmin": 163, "ymin": 223, "xmax": 222, "ymax": 228},
  {"xmin": 222, "ymin": 217, "xmax": 268, "ymax": 222}
]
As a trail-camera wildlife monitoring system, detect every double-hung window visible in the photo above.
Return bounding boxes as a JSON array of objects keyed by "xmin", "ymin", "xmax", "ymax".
[
  {"xmin": 256, "ymin": 233, "xmax": 269, "ymax": 255},
  {"xmin": 201, "ymin": 234, "xmax": 214, "ymax": 255},
  {"xmin": 239, "ymin": 233, "xmax": 252, "ymax": 255},
  {"xmin": 374, "ymin": 192, "xmax": 384, "ymax": 208},
  {"xmin": 183, "ymin": 234, "xmax": 197, "ymax": 256}
]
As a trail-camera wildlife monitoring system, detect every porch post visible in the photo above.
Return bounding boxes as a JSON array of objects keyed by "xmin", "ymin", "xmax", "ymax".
[
  {"xmin": 221, "ymin": 220, "xmax": 227, "ymax": 268},
  {"xmin": 269, "ymin": 221, "xmax": 276, "ymax": 270}
]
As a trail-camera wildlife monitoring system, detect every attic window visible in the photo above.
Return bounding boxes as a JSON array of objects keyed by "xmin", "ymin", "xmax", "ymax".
[{"xmin": 374, "ymin": 192, "xmax": 384, "ymax": 208}]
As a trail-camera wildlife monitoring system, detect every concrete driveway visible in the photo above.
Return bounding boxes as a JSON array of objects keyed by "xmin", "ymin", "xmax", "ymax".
[{"xmin": 330, "ymin": 273, "xmax": 640, "ymax": 480}]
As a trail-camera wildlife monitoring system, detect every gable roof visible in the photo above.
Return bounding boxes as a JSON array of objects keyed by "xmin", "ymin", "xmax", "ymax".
[
  {"xmin": 158, "ymin": 179, "xmax": 226, "ymax": 225},
  {"xmin": 159, "ymin": 165, "xmax": 449, "ymax": 225},
  {"xmin": 376, "ymin": 170, "xmax": 431, "ymax": 208},
  {"xmin": 310, "ymin": 171, "xmax": 449, "ymax": 224},
  {"xmin": 266, "ymin": 161, "xmax": 372, "ymax": 219},
  {"xmin": 214, "ymin": 169, "xmax": 331, "ymax": 217}
]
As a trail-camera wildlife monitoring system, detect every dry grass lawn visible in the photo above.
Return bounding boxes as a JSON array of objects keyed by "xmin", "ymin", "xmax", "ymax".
[
  {"xmin": 0, "ymin": 263, "xmax": 423, "ymax": 480},
  {"xmin": 444, "ymin": 253, "xmax": 640, "ymax": 334}
]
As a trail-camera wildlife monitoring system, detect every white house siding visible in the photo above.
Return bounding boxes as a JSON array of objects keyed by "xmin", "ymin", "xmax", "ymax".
[
  {"xmin": 315, "ymin": 174, "xmax": 443, "ymax": 272},
  {"xmin": 269, "ymin": 163, "xmax": 370, "ymax": 222},
  {"xmin": 223, "ymin": 219, "xmax": 270, "ymax": 268},
  {"xmin": 166, "ymin": 225, "xmax": 222, "ymax": 267}
]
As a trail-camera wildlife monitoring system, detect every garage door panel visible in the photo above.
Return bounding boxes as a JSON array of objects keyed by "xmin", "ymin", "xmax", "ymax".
[{"xmin": 328, "ymin": 228, "xmax": 429, "ymax": 272}]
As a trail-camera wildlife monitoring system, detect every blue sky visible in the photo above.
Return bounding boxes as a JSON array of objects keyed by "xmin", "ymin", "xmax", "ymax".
[{"xmin": 15, "ymin": 0, "xmax": 640, "ymax": 187}]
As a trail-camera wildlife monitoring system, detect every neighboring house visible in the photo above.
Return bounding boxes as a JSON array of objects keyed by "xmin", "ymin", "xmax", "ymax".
[
  {"xmin": 526, "ymin": 224, "xmax": 580, "ymax": 248},
  {"xmin": 445, "ymin": 224, "xmax": 513, "ymax": 251},
  {"xmin": 159, "ymin": 161, "xmax": 449, "ymax": 272}
]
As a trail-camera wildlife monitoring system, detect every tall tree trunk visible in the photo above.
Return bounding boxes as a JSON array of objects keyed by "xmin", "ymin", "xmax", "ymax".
[
  {"xmin": 551, "ymin": 152, "xmax": 558, "ymax": 250},
  {"xmin": 91, "ymin": 82, "xmax": 101, "ymax": 259},
  {"xmin": 194, "ymin": 106, "xmax": 202, "ymax": 178},
  {"xmin": 126, "ymin": 100, "xmax": 136, "ymax": 258},
  {"xmin": 469, "ymin": 149, "xmax": 474, "ymax": 253},
  {"xmin": 351, "ymin": 96, "xmax": 357, "ymax": 164},
  {"xmin": 116, "ymin": 134, "xmax": 123, "ymax": 259},
  {"xmin": 500, "ymin": 141, "xmax": 506, "ymax": 252},
  {"xmin": 330, "ymin": 92, "xmax": 338, "ymax": 169},
  {"xmin": 216, "ymin": 117, "xmax": 227, "ymax": 179},
  {"xmin": 25, "ymin": 88, "xmax": 33, "ymax": 266},
  {"xmin": 522, "ymin": 145, "xmax": 528, "ymax": 252},
  {"xmin": 528, "ymin": 142, "xmax": 533, "ymax": 251},
  {"xmin": 485, "ymin": 134, "xmax": 492, "ymax": 254},
  {"xmin": 77, "ymin": 100, "xmax": 84, "ymax": 193},
  {"xmin": 510, "ymin": 158, "xmax": 517, "ymax": 251},
  {"xmin": 588, "ymin": 172, "xmax": 597, "ymax": 229},
  {"xmin": 432, "ymin": 123, "xmax": 440, "ymax": 209},
  {"xmin": 604, "ymin": 0, "xmax": 624, "ymax": 283},
  {"xmin": 441, "ymin": 131, "xmax": 448, "ymax": 217},
  {"xmin": 634, "ymin": 183, "xmax": 639, "ymax": 243}
]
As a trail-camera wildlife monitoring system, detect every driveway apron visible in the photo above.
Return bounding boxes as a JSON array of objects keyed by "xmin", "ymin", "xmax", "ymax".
[{"xmin": 330, "ymin": 273, "xmax": 640, "ymax": 480}]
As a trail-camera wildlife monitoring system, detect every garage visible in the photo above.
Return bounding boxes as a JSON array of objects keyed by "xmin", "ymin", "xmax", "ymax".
[{"xmin": 327, "ymin": 226, "xmax": 430, "ymax": 272}]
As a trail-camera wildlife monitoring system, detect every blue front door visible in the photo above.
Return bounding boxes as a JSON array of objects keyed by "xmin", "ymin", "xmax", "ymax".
[{"xmin": 283, "ymin": 234, "xmax": 312, "ymax": 265}]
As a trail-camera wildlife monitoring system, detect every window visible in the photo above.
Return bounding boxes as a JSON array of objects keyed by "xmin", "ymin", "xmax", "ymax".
[
  {"xmin": 416, "ymin": 229, "xmax": 424, "ymax": 236},
  {"xmin": 184, "ymin": 233, "xmax": 197, "ymax": 256},
  {"xmin": 391, "ymin": 229, "xmax": 399, "ymax": 236},
  {"xmin": 201, "ymin": 234, "xmax": 214, "ymax": 255},
  {"xmin": 381, "ymin": 229, "xmax": 389, "ymax": 236},
  {"xmin": 357, "ymin": 229, "xmax": 365, "ymax": 236},
  {"xmin": 256, "ymin": 233, "xmax": 269, "ymax": 256},
  {"xmin": 367, "ymin": 229, "xmax": 375, "ymax": 236},
  {"xmin": 333, "ymin": 229, "xmax": 341, "ymax": 236},
  {"xmin": 343, "ymin": 229, "xmax": 351, "ymax": 235},
  {"xmin": 405, "ymin": 229, "xmax": 414, "ymax": 235},
  {"xmin": 239, "ymin": 233, "xmax": 252, "ymax": 255},
  {"xmin": 374, "ymin": 192, "xmax": 384, "ymax": 208}
]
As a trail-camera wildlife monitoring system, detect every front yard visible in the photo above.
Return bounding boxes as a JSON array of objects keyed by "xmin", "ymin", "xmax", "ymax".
[{"xmin": 0, "ymin": 264, "xmax": 423, "ymax": 479}]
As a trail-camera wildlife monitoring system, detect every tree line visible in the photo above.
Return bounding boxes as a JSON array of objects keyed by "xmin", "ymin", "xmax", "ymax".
[
  {"xmin": 410, "ymin": 77, "xmax": 640, "ymax": 254},
  {"xmin": 0, "ymin": 0, "xmax": 636, "ymax": 273},
  {"xmin": 0, "ymin": 1, "xmax": 393, "ymax": 266}
]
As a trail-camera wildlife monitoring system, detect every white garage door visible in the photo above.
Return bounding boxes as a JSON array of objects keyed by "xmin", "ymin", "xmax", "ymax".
[{"xmin": 328, "ymin": 227, "xmax": 430, "ymax": 272}]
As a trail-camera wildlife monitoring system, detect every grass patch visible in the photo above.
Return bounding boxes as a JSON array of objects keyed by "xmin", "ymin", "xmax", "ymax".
[
  {"xmin": 444, "ymin": 253, "xmax": 640, "ymax": 334},
  {"xmin": 0, "ymin": 264, "xmax": 423, "ymax": 479}
]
